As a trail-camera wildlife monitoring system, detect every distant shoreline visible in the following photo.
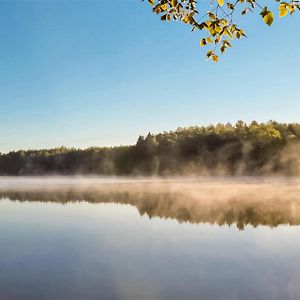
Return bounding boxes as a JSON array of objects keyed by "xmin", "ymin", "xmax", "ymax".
[{"xmin": 0, "ymin": 122, "xmax": 299, "ymax": 176}]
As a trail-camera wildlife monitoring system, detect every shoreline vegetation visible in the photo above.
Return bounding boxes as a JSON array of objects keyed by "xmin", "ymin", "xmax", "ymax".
[{"xmin": 1, "ymin": 121, "xmax": 300, "ymax": 176}]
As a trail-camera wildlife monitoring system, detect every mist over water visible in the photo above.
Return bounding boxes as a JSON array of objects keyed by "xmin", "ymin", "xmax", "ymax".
[
  {"xmin": 1, "ymin": 176, "xmax": 300, "ymax": 229},
  {"xmin": 1, "ymin": 176, "xmax": 300, "ymax": 300}
]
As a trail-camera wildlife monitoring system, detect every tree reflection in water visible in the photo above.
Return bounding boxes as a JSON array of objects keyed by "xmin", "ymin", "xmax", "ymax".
[{"xmin": 0, "ymin": 178, "xmax": 300, "ymax": 230}]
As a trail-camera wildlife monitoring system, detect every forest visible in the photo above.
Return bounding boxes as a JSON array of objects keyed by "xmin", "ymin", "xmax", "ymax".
[{"xmin": 0, "ymin": 121, "xmax": 299, "ymax": 176}]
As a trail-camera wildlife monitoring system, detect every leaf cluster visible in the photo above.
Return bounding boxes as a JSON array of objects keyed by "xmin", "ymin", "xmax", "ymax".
[{"xmin": 146, "ymin": 0, "xmax": 300, "ymax": 61}]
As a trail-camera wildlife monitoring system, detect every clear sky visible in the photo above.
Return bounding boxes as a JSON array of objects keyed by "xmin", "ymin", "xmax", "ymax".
[{"xmin": 0, "ymin": 0, "xmax": 299, "ymax": 152}]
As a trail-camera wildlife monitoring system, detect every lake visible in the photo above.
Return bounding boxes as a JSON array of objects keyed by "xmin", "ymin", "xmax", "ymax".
[{"xmin": 1, "ymin": 177, "xmax": 300, "ymax": 300}]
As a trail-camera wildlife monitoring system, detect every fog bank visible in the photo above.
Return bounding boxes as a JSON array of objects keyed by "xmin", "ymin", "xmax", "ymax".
[{"xmin": 1, "ymin": 176, "xmax": 300, "ymax": 229}]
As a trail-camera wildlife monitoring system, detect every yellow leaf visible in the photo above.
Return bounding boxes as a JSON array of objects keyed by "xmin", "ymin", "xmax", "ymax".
[
  {"xmin": 212, "ymin": 54, "xmax": 219, "ymax": 62},
  {"xmin": 208, "ymin": 12, "xmax": 216, "ymax": 20},
  {"xmin": 171, "ymin": 0, "xmax": 178, "ymax": 7},
  {"xmin": 279, "ymin": 4, "xmax": 288, "ymax": 17},
  {"xmin": 263, "ymin": 11, "xmax": 274, "ymax": 26},
  {"xmin": 200, "ymin": 38, "xmax": 206, "ymax": 47},
  {"xmin": 286, "ymin": 4, "xmax": 295, "ymax": 14},
  {"xmin": 217, "ymin": 0, "xmax": 224, "ymax": 6},
  {"xmin": 206, "ymin": 50, "xmax": 213, "ymax": 59},
  {"xmin": 182, "ymin": 16, "xmax": 190, "ymax": 23},
  {"xmin": 161, "ymin": 3, "xmax": 168, "ymax": 11}
]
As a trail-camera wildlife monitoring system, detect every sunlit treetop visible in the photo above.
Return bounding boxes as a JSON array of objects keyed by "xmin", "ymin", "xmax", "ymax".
[{"xmin": 146, "ymin": 0, "xmax": 300, "ymax": 62}]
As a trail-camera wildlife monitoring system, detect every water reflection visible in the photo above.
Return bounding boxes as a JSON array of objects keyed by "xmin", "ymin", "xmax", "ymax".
[
  {"xmin": 1, "ymin": 178, "xmax": 300, "ymax": 300},
  {"xmin": 1, "ymin": 178, "xmax": 300, "ymax": 230}
]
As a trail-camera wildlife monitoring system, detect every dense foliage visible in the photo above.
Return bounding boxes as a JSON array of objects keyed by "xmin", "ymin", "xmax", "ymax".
[
  {"xmin": 146, "ymin": 0, "xmax": 300, "ymax": 61},
  {"xmin": 0, "ymin": 121, "xmax": 299, "ymax": 176}
]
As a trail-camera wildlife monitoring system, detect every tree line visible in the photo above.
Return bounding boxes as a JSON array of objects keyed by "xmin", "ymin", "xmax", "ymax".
[{"xmin": 0, "ymin": 121, "xmax": 299, "ymax": 176}]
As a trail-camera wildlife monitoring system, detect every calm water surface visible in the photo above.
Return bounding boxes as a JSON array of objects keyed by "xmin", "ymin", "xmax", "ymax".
[{"xmin": 1, "ymin": 177, "xmax": 300, "ymax": 300}]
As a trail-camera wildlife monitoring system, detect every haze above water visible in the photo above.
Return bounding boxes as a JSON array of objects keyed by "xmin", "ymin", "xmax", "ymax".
[{"xmin": 1, "ymin": 177, "xmax": 300, "ymax": 300}]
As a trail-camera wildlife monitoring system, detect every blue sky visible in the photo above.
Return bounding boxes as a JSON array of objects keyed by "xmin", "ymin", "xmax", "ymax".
[{"xmin": 0, "ymin": 0, "xmax": 299, "ymax": 152}]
